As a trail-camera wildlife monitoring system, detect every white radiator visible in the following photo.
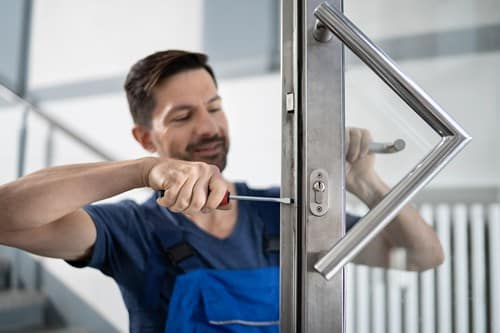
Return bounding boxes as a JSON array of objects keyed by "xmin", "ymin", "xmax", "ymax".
[{"xmin": 345, "ymin": 203, "xmax": 500, "ymax": 333}]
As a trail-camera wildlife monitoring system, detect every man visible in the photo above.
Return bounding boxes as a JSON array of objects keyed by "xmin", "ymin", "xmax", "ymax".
[{"xmin": 0, "ymin": 50, "xmax": 443, "ymax": 332}]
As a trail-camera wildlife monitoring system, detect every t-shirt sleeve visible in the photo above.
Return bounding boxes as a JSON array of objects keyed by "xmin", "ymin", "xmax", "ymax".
[{"xmin": 66, "ymin": 200, "xmax": 152, "ymax": 281}]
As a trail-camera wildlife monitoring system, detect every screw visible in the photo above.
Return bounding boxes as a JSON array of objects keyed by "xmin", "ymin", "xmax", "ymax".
[
  {"xmin": 316, "ymin": 206, "xmax": 323, "ymax": 212},
  {"xmin": 313, "ymin": 20, "xmax": 334, "ymax": 43}
]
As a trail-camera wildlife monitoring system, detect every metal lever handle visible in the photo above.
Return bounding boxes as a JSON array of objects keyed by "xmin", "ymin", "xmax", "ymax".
[
  {"xmin": 312, "ymin": 2, "xmax": 471, "ymax": 280},
  {"xmin": 369, "ymin": 139, "xmax": 405, "ymax": 154}
]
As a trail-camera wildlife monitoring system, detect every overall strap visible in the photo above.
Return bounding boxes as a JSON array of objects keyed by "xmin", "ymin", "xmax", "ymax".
[
  {"xmin": 151, "ymin": 211, "xmax": 212, "ymax": 274},
  {"xmin": 261, "ymin": 206, "xmax": 280, "ymax": 253},
  {"xmin": 264, "ymin": 234, "xmax": 280, "ymax": 253}
]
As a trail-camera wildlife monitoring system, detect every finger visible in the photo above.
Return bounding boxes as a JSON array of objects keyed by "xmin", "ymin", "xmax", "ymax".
[
  {"xmin": 156, "ymin": 175, "xmax": 186, "ymax": 208},
  {"xmin": 157, "ymin": 188, "xmax": 177, "ymax": 208},
  {"xmin": 206, "ymin": 176, "xmax": 230, "ymax": 211},
  {"xmin": 346, "ymin": 128, "xmax": 361, "ymax": 162},
  {"xmin": 170, "ymin": 176, "xmax": 198, "ymax": 212},
  {"xmin": 187, "ymin": 175, "xmax": 211, "ymax": 214},
  {"xmin": 345, "ymin": 128, "xmax": 351, "ymax": 154},
  {"xmin": 359, "ymin": 129, "xmax": 372, "ymax": 158}
]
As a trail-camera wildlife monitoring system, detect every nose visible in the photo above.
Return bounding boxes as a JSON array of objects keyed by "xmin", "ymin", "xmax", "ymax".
[{"xmin": 193, "ymin": 107, "xmax": 219, "ymax": 137}]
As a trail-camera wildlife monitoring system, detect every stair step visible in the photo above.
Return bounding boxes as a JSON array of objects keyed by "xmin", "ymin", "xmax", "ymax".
[{"xmin": 0, "ymin": 290, "xmax": 46, "ymax": 332}]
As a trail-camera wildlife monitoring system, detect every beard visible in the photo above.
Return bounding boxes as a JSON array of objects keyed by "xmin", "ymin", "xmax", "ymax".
[{"xmin": 183, "ymin": 134, "xmax": 229, "ymax": 172}]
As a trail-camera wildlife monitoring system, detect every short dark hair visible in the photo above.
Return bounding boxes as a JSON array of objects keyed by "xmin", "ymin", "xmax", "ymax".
[{"xmin": 124, "ymin": 50, "xmax": 217, "ymax": 127}]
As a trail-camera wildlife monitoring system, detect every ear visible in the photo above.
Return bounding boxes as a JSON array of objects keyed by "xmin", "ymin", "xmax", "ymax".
[{"xmin": 132, "ymin": 124, "xmax": 157, "ymax": 153}]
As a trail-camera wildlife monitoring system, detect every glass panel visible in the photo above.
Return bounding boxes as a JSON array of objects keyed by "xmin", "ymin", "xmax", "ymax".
[{"xmin": 344, "ymin": 0, "xmax": 499, "ymax": 332}]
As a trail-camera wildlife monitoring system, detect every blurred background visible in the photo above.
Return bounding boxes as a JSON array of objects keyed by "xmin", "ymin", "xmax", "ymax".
[{"xmin": 0, "ymin": 0, "xmax": 498, "ymax": 332}]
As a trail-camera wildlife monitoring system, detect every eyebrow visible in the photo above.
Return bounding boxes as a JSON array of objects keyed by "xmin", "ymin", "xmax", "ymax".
[{"xmin": 206, "ymin": 95, "xmax": 221, "ymax": 104}]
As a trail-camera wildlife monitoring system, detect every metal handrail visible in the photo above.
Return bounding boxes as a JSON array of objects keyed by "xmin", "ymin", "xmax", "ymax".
[
  {"xmin": 1, "ymin": 83, "xmax": 117, "ymax": 290},
  {"xmin": 312, "ymin": 2, "xmax": 471, "ymax": 280},
  {"xmin": 0, "ymin": 84, "xmax": 116, "ymax": 162}
]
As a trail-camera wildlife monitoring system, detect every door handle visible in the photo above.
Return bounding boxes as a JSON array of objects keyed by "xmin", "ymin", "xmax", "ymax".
[
  {"xmin": 312, "ymin": 2, "xmax": 471, "ymax": 280},
  {"xmin": 368, "ymin": 139, "xmax": 405, "ymax": 154}
]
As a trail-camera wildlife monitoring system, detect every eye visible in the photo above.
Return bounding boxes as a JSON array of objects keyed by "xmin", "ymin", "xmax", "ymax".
[
  {"xmin": 173, "ymin": 115, "xmax": 190, "ymax": 122},
  {"xmin": 209, "ymin": 108, "xmax": 221, "ymax": 113},
  {"xmin": 171, "ymin": 111, "xmax": 191, "ymax": 122}
]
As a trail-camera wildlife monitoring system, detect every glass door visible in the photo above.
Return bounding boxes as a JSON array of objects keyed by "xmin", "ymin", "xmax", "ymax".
[{"xmin": 280, "ymin": 0, "xmax": 478, "ymax": 332}]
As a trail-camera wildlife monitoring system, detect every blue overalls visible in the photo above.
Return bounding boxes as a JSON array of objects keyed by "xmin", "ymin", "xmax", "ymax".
[
  {"xmin": 165, "ymin": 267, "xmax": 279, "ymax": 332},
  {"xmin": 145, "ymin": 193, "xmax": 281, "ymax": 333}
]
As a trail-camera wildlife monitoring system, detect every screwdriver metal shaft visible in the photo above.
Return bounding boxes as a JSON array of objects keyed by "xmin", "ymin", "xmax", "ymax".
[
  {"xmin": 159, "ymin": 190, "xmax": 293, "ymax": 206},
  {"xmin": 228, "ymin": 194, "xmax": 293, "ymax": 205}
]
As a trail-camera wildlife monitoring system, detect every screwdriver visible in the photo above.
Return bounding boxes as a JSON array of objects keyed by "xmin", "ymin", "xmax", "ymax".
[{"xmin": 159, "ymin": 190, "xmax": 293, "ymax": 206}]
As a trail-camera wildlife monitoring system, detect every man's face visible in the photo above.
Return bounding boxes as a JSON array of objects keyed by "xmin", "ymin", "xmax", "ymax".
[{"xmin": 147, "ymin": 68, "xmax": 230, "ymax": 171}]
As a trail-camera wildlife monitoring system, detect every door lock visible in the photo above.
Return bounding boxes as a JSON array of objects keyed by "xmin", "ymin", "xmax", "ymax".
[
  {"xmin": 310, "ymin": 169, "xmax": 329, "ymax": 216},
  {"xmin": 312, "ymin": 180, "xmax": 326, "ymax": 204}
]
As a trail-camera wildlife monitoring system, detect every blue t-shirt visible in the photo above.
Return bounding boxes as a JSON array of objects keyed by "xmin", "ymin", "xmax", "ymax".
[{"xmin": 67, "ymin": 182, "xmax": 359, "ymax": 332}]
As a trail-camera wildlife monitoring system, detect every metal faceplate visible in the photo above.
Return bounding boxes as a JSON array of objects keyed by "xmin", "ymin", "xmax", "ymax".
[{"xmin": 310, "ymin": 169, "xmax": 329, "ymax": 216}]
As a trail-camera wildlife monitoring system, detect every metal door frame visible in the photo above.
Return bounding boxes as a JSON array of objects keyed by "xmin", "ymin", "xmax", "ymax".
[{"xmin": 281, "ymin": 0, "xmax": 346, "ymax": 331}]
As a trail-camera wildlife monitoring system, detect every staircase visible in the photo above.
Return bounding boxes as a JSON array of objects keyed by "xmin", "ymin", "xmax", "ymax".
[{"xmin": 0, "ymin": 255, "xmax": 89, "ymax": 332}]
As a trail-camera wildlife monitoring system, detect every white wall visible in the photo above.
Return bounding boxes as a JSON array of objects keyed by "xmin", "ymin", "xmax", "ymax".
[
  {"xmin": 345, "ymin": 0, "xmax": 500, "ymax": 39},
  {"xmin": 29, "ymin": 0, "xmax": 203, "ymax": 88}
]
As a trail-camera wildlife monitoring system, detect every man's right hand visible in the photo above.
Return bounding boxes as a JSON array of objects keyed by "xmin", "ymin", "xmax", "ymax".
[
  {"xmin": 145, "ymin": 158, "xmax": 230, "ymax": 214},
  {"xmin": 0, "ymin": 157, "xmax": 230, "ymax": 261}
]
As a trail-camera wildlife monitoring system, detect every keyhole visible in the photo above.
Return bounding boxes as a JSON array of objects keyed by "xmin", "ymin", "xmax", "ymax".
[{"xmin": 313, "ymin": 181, "xmax": 326, "ymax": 204}]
